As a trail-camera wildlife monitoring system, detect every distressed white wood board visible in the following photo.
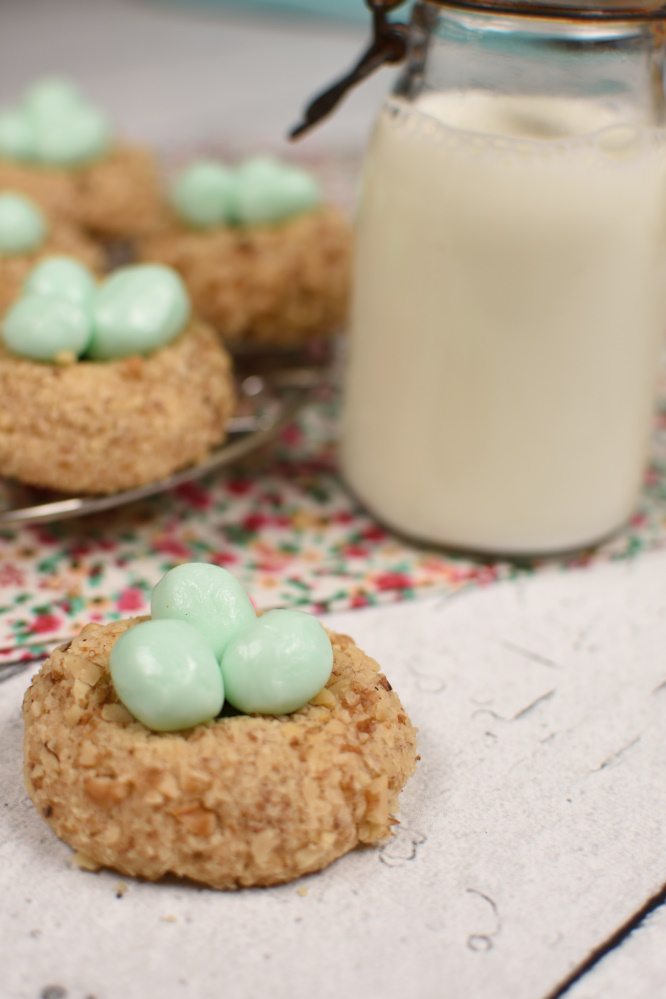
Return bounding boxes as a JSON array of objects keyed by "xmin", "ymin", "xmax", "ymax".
[
  {"xmin": 2, "ymin": 549, "xmax": 666, "ymax": 999},
  {"xmin": 566, "ymin": 903, "xmax": 666, "ymax": 999}
]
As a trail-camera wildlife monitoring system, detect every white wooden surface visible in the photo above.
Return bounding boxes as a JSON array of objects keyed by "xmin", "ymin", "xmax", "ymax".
[
  {"xmin": 567, "ymin": 905, "xmax": 666, "ymax": 999},
  {"xmin": 1, "ymin": 2, "xmax": 666, "ymax": 995},
  {"xmin": 2, "ymin": 551, "xmax": 666, "ymax": 999}
]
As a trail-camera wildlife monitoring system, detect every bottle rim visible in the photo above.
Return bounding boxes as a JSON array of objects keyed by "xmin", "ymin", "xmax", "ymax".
[{"xmin": 414, "ymin": 0, "xmax": 666, "ymax": 21}]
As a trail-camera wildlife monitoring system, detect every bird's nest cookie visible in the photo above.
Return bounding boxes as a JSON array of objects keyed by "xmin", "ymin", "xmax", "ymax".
[
  {"xmin": 0, "ymin": 146, "xmax": 164, "ymax": 239},
  {"xmin": 0, "ymin": 320, "xmax": 235, "ymax": 494},
  {"xmin": 138, "ymin": 206, "xmax": 351, "ymax": 346},
  {"xmin": 23, "ymin": 619, "xmax": 418, "ymax": 889}
]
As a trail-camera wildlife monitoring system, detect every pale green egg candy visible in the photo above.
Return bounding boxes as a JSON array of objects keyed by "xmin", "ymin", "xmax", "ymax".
[
  {"xmin": 0, "ymin": 192, "xmax": 47, "ymax": 255},
  {"xmin": 272, "ymin": 165, "xmax": 322, "ymax": 217},
  {"xmin": 234, "ymin": 157, "xmax": 321, "ymax": 226},
  {"xmin": 151, "ymin": 563, "xmax": 256, "ymax": 660},
  {"xmin": 233, "ymin": 157, "xmax": 286, "ymax": 225},
  {"xmin": 172, "ymin": 161, "xmax": 236, "ymax": 229},
  {"xmin": 237, "ymin": 156, "xmax": 283, "ymax": 182},
  {"xmin": 110, "ymin": 619, "xmax": 224, "ymax": 733},
  {"xmin": 2, "ymin": 294, "xmax": 92, "ymax": 362},
  {"xmin": 220, "ymin": 609, "xmax": 333, "ymax": 716},
  {"xmin": 0, "ymin": 109, "xmax": 37, "ymax": 161},
  {"xmin": 23, "ymin": 77, "xmax": 84, "ymax": 120},
  {"xmin": 35, "ymin": 103, "xmax": 111, "ymax": 166},
  {"xmin": 88, "ymin": 264, "xmax": 191, "ymax": 360},
  {"xmin": 25, "ymin": 256, "xmax": 97, "ymax": 306}
]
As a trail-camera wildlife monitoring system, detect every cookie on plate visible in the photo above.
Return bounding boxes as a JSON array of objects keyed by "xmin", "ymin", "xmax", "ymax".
[
  {"xmin": 0, "ymin": 78, "xmax": 163, "ymax": 240},
  {"xmin": 138, "ymin": 157, "xmax": 352, "ymax": 347},
  {"xmin": 23, "ymin": 616, "xmax": 417, "ymax": 889},
  {"xmin": 0, "ymin": 191, "xmax": 102, "ymax": 315},
  {"xmin": 0, "ymin": 260, "xmax": 235, "ymax": 494}
]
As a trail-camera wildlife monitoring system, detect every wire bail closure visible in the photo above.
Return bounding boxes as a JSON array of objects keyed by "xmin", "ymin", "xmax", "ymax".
[
  {"xmin": 290, "ymin": 0, "xmax": 666, "ymax": 139},
  {"xmin": 290, "ymin": 0, "xmax": 409, "ymax": 140}
]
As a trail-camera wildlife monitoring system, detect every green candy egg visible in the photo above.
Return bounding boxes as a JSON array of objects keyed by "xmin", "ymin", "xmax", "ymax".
[
  {"xmin": 0, "ymin": 110, "xmax": 36, "ymax": 161},
  {"xmin": 172, "ymin": 161, "xmax": 236, "ymax": 229},
  {"xmin": 220, "ymin": 609, "xmax": 333, "ymax": 716},
  {"xmin": 23, "ymin": 77, "xmax": 83, "ymax": 120},
  {"xmin": 236, "ymin": 156, "xmax": 282, "ymax": 185},
  {"xmin": 0, "ymin": 192, "xmax": 47, "ymax": 255},
  {"xmin": 2, "ymin": 294, "xmax": 92, "ymax": 362},
  {"xmin": 24, "ymin": 256, "xmax": 97, "ymax": 306},
  {"xmin": 234, "ymin": 157, "xmax": 321, "ymax": 226},
  {"xmin": 232, "ymin": 157, "xmax": 283, "ymax": 225},
  {"xmin": 88, "ymin": 264, "xmax": 190, "ymax": 360},
  {"xmin": 269, "ymin": 164, "xmax": 321, "ymax": 218},
  {"xmin": 35, "ymin": 102, "xmax": 111, "ymax": 166},
  {"xmin": 151, "ymin": 563, "xmax": 256, "ymax": 660},
  {"xmin": 110, "ymin": 619, "xmax": 224, "ymax": 733}
]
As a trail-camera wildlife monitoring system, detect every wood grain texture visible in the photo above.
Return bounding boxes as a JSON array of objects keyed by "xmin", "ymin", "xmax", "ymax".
[{"xmin": 566, "ymin": 904, "xmax": 666, "ymax": 999}]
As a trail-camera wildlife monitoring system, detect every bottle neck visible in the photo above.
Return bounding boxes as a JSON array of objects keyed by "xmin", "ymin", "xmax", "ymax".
[{"xmin": 396, "ymin": 2, "xmax": 666, "ymax": 124}]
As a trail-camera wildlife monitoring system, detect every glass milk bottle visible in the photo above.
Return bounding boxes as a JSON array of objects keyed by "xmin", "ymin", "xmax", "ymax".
[{"xmin": 336, "ymin": 0, "xmax": 666, "ymax": 555}]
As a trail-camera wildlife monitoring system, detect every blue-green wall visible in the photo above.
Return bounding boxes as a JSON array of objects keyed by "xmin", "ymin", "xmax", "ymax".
[{"xmin": 175, "ymin": 0, "xmax": 372, "ymax": 21}]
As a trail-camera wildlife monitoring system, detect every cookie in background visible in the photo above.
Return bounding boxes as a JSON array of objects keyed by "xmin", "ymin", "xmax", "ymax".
[
  {"xmin": 139, "ymin": 156, "xmax": 352, "ymax": 348},
  {"xmin": 0, "ymin": 77, "xmax": 163, "ymax": 242},
  {"xmin": 0, "ymin": 190, "xmax": 102, "ymax": 315},
  {"xmin": 0, "ymin": 259, "xmax": 235, "ymax": 494}
]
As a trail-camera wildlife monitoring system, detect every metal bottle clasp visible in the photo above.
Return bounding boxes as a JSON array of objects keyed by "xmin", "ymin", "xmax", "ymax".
[{"xmin": 290, "ymin": 0, "xmax": 409, "ymax": 140}]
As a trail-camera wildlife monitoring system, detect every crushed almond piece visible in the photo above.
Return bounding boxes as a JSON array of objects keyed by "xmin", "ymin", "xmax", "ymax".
[
  {"xmin": 71, "ymin": 851, "xmax": 101, "ymax": 872},
  {"xmin": 101, "ymin": 703, "xmax": 133, "ymax": 725},
  {"xmin": 53, "ymin": 350, "xmax": 77, "ymax": 366},
  {"xmin": 310, "ymin": 688, "xmax": 336, "ymax": 709}
]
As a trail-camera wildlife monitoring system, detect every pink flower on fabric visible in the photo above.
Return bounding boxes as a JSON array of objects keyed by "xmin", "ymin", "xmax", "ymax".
[
  {"xmin": 256, "ymin": 558, "xmax": 289, "ymax": 573},
  {"xmin": 0, "ymin": 563, "xmax": 25, "ymax": 586},
  {"xmin": 243, "ymin": 513, "xmax": 268, "ymax": 532},
  {"xmin": 448, "ymin": 565, "xmax": 497, "ymax": 586},
  {"xmin": 280, "ymin": 424, "xmax": 303, "ymax": 446},
  {"xmin": 210, "ymin": 551, "xmax": 238, "ymax": 567},
  {"xmin": 69, "ymin": 542, "xmax": 93, "ymax": 557},
  {"xmin": 116, "ymin": 588, "xmax": 148, "ymax": 612},
  {"xmin": 342, "ymin": 545, "xmax": 369, "ymax": 559},
  {"xmin": 175, "ymin": 482, "xmax": 213, "ymax": 511},
  {"xmin": 226, "ymin": 478, "xmax": 253, "ymax": 496},
  {"xmin": 153, "ymin": 538, "xmax": 191, "ymax": 559},
  {"xmin": 362, "ymin": 525, "xmax": 387, "ymax": 542},
  {"xmin": 30, "ymin": 613, "xmax": 63, "ymax": 634},
  {"xmin": 31, "ymin": 528, "xmax": 59, "ymax": 547},
  {"xmin": 375, "ymin": 572, "xmax": 412, "ymax": 591},
  {"xmin": 448, "ymin": 566, "xmax": 473, "ymax": 583}
]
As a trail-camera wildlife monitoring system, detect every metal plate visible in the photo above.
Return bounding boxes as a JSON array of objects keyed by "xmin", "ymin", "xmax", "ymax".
[{"xmin": 0, "ymin": 365, "xmax": 321, "ymax": 528}]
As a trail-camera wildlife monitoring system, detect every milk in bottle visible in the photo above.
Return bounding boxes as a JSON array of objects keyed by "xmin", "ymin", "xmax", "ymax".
[{"xmin": 342, "ymin": 23, "xmax": 666, "ymax": 554}]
